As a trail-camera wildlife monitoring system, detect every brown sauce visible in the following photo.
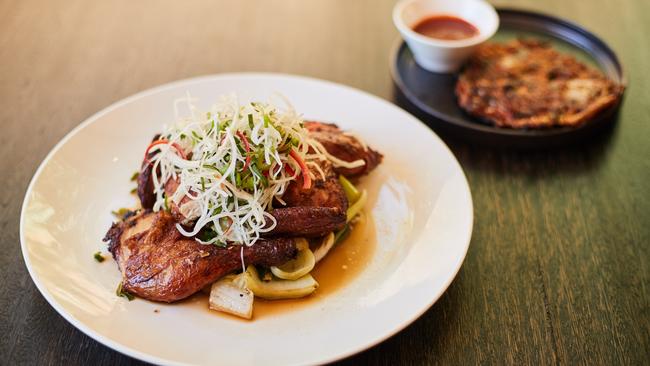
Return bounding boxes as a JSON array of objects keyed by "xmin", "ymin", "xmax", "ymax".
[
  {"xmin": 184, "ymin": 212, "xmax": 377, "ymax": 320},
  {"xmin": 413, "ymin": 15, "xmax": 479, "ymax": 41},
  {"xmin": 254, "ymin": 212, "xmax": 376, "ymax": 317}
]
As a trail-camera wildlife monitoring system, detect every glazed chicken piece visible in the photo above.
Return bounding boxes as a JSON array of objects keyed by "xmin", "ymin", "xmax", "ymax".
[
  {"xmin": 269, "ymin": 159, "xmax": 347, "ymax": 237},
  {"xmin": 136, "ymin": 121, "xmax": 380, "ymax": 236},
  {"xmin": 111, "ymin": 121, "xmax": 381, "ymax": 303},
  {"xmin": 103, "ymin": 211, "xmax": 298, "ymax": 302},
  {"xmin": 304, "ymin": 121, "xmax": 383, "ymax": 177}
]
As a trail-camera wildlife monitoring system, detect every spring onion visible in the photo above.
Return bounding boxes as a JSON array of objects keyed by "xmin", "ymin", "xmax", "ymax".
[
  {"xmin": 93, "ymin": 252, "xmax": 105, "ymax": 262},
  {"xmin": 146, "ymin": 93, "xmax": 364, "ymax": 247},
  {"xmin": 116, "ymin": 283, "xmax": 135, "ymax": 301},
  {"xmin": 346, "ymin": 190, "xmax": 367, "ymax": 222},
  {"xmin": 339, "ymin": 175, "xmax": 361, "ymax": 203}
]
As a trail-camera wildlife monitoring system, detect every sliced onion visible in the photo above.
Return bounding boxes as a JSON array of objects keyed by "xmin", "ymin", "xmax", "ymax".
[
  {"xmin": 245, "ymin": 265, "xmax": 318, "ymax": 300},
  {"xmin": 270, "ymin": 239, "xmax": 315, "ymax": 280}
]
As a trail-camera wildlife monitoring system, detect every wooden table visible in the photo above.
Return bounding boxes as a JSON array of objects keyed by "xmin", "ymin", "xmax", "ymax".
[{"xmin": 1, "ymin": 0, "xmax": 648, "ymax": 364}]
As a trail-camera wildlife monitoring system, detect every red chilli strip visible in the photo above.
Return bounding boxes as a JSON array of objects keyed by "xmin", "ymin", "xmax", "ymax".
[
  {"xmin": 236, "ymin": 131, "xmax": 251, "ymax": 172},
  {"xmin": 143, "ymin": 139, "xmax": 187, "ymax": 165},
  {"xmin": 284, "ymin": 164, "xmax": 295, "ymax": 177},
  {"xmin": 289, "ymin": 149, "xmax": 311, "ymax": 190}
]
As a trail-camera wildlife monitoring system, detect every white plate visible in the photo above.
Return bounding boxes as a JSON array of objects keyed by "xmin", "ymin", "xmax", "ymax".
[{"xmin": 20, "ymin": 73, "xmax": 472, "ymax": 366}]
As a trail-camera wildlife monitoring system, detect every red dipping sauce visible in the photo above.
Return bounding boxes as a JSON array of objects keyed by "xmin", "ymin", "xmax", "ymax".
[{"xmin": 412, "ymin": 15, "xmax": 479, "ymax": 41}]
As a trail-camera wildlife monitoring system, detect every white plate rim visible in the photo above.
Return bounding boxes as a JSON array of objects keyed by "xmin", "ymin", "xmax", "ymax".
[{"xmin": 20, "ymin": 72, "xmax": 473, "ymax": 365}]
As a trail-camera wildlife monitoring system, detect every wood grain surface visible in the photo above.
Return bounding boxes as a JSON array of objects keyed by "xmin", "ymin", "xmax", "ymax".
[{"xmin": 1, "ymin": 0, "xmax": 648, "ymax": 364}]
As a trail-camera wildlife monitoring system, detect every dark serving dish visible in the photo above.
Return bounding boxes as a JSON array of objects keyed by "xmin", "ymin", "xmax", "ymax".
[{"xmin": 390, "ymin": 8, "xmax": 627, "ymax": 148}]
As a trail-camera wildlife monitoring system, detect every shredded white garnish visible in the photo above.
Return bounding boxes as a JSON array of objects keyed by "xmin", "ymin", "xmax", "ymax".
[{"xmin": 146, "ymin": 93, "xmax": 363, "ymax": 247}]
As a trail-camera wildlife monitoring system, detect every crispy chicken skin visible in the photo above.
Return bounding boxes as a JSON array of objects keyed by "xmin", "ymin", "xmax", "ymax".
[
  {"xmin": 104, "ymin": 211, "xmax": 297, "ymax": 302},
  {"xmin": 269, "ymin": 207, "xmax": 345, "ymax": 237},
  {"xmin": 304, "ymin": 121, "xmax": 383, "ymax": 177},
  {"xmin": 269, "ymin": 160, "xmax": 348, "ymax": 237},
  {"xmin": 137, "ymin": 164, "xmax": 156, "ymax": 209},
  {"xmin": 281, "ymin": 159, "xmax": 348, "ymax": 210},
  {"xmin": 137, "ymin": 135, "xmax": 160, "ymax": 210}
]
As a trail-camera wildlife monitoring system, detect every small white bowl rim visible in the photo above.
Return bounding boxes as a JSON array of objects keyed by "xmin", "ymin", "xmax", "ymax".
[{"xmin": 393, "ymin": 0, "xmax": 499, "ymax": 48}]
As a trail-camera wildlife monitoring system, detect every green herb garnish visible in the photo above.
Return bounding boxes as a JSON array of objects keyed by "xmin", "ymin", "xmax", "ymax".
[
  {"xmin": 130, "ymin": 171, "xmax": 139, "ymax": 181},
  {"xmin": 111, "ymin": 208, "xmax": 132, "ymax": 219},
  {"xmin": 249, "ymin": 163, "xmax": 268, "ymax": 187},
  {"xmin": 197, "ymin": 227, "xmax": 227, "ymax": 247},
  {"xmin": 93, "ymin": 252, "xmax": 105, "ymax": 262},
  {"xmin": 242, "ymin": 175, "xmax": 255, "ymax": 190},
  {"xmin": 202, "ymin": 164, "xmax": 219, "ymax": 172},
  {"xmin": 116, "ymin": 283, "xmax": 135, "ymax": 301},
  {"xmin": 235, "ymin": 171, "xmax": 242, "ymax": 187},
  {"xmin": 163, "ymin": 194, "xmax": 170, "ymax": 212}
]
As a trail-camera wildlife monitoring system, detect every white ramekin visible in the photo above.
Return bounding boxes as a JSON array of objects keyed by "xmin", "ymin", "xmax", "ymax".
[{"xmin": 393, "ymin": 0, "xmax": 499, "ymax": 73}]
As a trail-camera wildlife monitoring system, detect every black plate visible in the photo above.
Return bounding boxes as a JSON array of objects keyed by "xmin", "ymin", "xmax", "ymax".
[{"xmin": 390, "ymin": 8, "xmax": 626, "ymax": 148}]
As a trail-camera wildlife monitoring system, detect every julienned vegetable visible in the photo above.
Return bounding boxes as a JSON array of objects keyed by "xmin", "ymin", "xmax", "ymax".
[
  {"xmin": 289, "ymin": 149, "xmax": 312, "ymax": 189},
  {"xmin": 145, "ymin": 95, "xmax": 364, "ymax": 247},
  {"xmin": 235, "ymin": 131, "xmax": 252, "ymax": 171},
  {"xmin": 144, "ymin": 139, "xmax": 187, "ymax": 163}
]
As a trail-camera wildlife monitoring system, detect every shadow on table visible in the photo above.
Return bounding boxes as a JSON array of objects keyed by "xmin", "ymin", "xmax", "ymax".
[{"xmin": 392, "ymin": 86, "xmax": 622, "ymax": 178}]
